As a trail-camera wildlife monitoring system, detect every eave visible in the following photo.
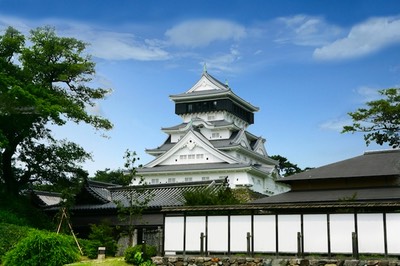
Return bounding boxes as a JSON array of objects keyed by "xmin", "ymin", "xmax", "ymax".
[
  {"xmin": 161, "ymin": 119, "xmax": 239, "ymax": 134},
  {"xmin": 220, "ymin": 144, "xmax": 278, "ymax": 166},
  {"xmin": 161, "ymin": 201, "xmax": 400, "ymax": 214},
  {"xmin": 138, "ymin": 163, "xmax": 254, "ymax": 176},
  {"xmin": 138, "ymin": 163, "xmax": 273, "ymax": 178},
  {"xmin": 170, "ymin": 89, "xmax": 259, "ymax": 113}
]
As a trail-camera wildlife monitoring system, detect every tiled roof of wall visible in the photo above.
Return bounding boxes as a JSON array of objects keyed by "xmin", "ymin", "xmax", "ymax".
[{"xmin": 65, "ymin": 179, "xmax": 227, "ymax": 211}]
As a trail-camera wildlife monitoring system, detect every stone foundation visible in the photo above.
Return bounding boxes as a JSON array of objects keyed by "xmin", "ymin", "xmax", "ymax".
[{"xmin": 151, "ymin": 256, "xmax": 400, "ymax": 266}]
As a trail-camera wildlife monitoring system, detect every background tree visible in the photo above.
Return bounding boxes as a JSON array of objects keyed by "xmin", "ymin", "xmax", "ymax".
[
  {"xmin": 0, "ymin": 26, "xmax": 112, "ymax": 195},
  {"xmin": 91, "ymin": 168, "xmax": 131, "ymax": 186},
  {"xmin": 270, "ymin": 155, "xmax": 304, "ymax": 177},
  {"xmin": 183, "ymin": 183, "xmax": 241, "ymax": 206},
  {"xmin": 342, "ymin": 88, "xmax": 400, "ymax": 148}
]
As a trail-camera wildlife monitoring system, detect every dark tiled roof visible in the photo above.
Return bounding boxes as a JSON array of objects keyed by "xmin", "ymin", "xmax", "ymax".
[
  {"xmin": 170, "ymin": 72, "xmax": 259, "ymax": 112},
  {"xmin": 161, "ymin": 120, "xmax": 234, "ymax": 131},
  {"xmin": 145, "ymin": 130, "xmax": 241, "ymax": 153},
  {"xmin": 70, "ymin": 180, "xmax": 227, "ymax": 211},
  {"xmin": 250, "ymin": 187, "xmax": 400, "ymax": 204},
  {"xmin": 282, "ymin": 149, "xmax": 400, "ymax": 182},
  {"xmin": 162, "ymin": 200, "xmax": 400, "ymax": 213},
  {"xmin": 170, "ymin": 87, "xmax": 230, "ymax": 98},
  {"xmin": 245, "ymin": 150, "xmax": 400, "ymax": 206},
  {"xmin": 138, "ymin": 162, "xmax": 252, "ymax": 174},
  {"xmin": 31, "ymin": 190, "xmax": 62, "ymax": 207},
  {"xmin": 74, "ymin": 180, "xmax": 118, "ymax": 205},
  {"xmin": 161, "ymin": 123, "xmax": 189, "ymax": 131},
  {"xmin": 204, "ymin": 71, "xmax": 230, "ymax": 89}
]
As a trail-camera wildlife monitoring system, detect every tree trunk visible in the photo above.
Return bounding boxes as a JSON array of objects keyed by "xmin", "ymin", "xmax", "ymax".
[{"xmin": 1, "ymin": 147, "xmax": 19, "ymax": 195}]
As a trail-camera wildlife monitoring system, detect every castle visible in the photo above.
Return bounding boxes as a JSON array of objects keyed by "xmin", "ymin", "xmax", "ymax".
[{"xmin": 135, "ymin": 70, "xmax": 288, "ymax": 196}]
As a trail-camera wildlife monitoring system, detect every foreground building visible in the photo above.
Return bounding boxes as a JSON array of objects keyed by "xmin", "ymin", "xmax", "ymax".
[
  {"xmin": 135, "ymin": 70, "xmax": 288, "ymax": 196},
  {"xmin": 251, "ymin": 149, "xmax": 400, "ymax": 206},
  {"xmin": 36, "ymin": 149, "xmax": 400, "ymax": 256},
  {"xmin": 162, "ymin": 149, "xmax": 400, "ymax": 256},
  {"xmin": 35, "ymin": 179, "xmax": 229, "ymax": 250}
]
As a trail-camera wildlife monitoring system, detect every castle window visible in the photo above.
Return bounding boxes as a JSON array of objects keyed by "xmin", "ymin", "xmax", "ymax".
[
  {"xmin": 151, "ymin": 179, "xmax": 159, "ymax": 184},
  {"xmin": 196, "ymin": 154, "xmax": 204, "ymax": 159},
  {"xmin": 188, "ymin": 154, "xmax": 195, "ymax": 159},
  {"xmin": 212, "ymin": 132, "xmax": 220, "ymax": 138},
  {"xmin": 185, "ymin": 177, "xmax": 192, "ymax": 182},
  {"xmin": 168, "ymin": 178, "xmax": 176, "ymax": 183},
  {"xmin": 202, "ymin": 176, "xmax": 209, "ymax": 181},
  {"xmin": 180, "ymin": 155, "xmax": 187, "ymax": 160}
]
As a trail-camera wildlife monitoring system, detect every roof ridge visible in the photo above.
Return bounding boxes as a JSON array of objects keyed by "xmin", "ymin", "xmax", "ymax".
[
  {"xmin": 203, "ymin": 71, "xmax": 229, "ymax": 90},
  {"xmin": 364, "ymin": 149, "xmax": 400, "ymax": 155},
  {"xmin": 109, "ymin": 179, "xmax": 226, "ymax": 191}
]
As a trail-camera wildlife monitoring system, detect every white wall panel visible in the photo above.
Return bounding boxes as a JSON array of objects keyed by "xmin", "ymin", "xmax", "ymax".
[
  {"xmin": 164, "ymin": 212, "xmax": 399, "ymax": 255},
  {"xmin": 230, "ymin": 215, "xmax": 251, "ymax": 252},
  {"xmin": 330, "ymin": 214, "xmax": 354, "ymax": 253},
  {"xmin": 303, "ymin": 214, "xmax": 328, "ymax": 253},
  {"xmin": 208, "ymin": 216, "xmax": 228, "ymax": 252},
  {"xmin": 357, "ymin": 213, "xmax": 384, "ymax": 253},
  {"xmin": 277, "ymin": 215, "xmax": 301, "ymax": 253},
  {"xmin": 164, "ymin": 217, "xmax": 184, "ymax": 252},
  {"xmin": 185, "ymin": 216, "xmax": 206, "ymax": 251},
  {"xmin": 386, "ymin": 213, "xmax": 400, "ymax": 254},
  {"xmin": 254, "ymin": 215, "xmax": 276, "ymax": 252}
]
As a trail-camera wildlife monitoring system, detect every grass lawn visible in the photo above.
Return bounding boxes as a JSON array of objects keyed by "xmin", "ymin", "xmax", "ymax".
[{"xmin": 65, "ymin": 257, "xmax": 130, "ymax": 266}]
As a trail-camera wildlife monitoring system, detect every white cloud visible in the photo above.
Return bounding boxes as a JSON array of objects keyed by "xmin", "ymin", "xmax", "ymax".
[
  {"xmin": 203, "ymin": 46, "xmax": 242, "ymax": 73},
  {"xmin": 274, "ymin": 15, "xmax": 342, "ymax": 46},
  {"xmin": 0, "ymin": 14, "xmax": 32, "ymax": 34},
  {"xmin": 88, "ymin": 32, "xmax": 169, "ymax": 61},
  {"xmin": 0, "ymin": 15, "xmax": 170, "ymax": 61},
  {"xmin": 314, "ymin": 16, "xmax": 400, "ymax": 60},
  {"xmin": 319, "ymin": 117, "xmax": 352, "ymax": 132},
  {"xmin": 60, "ymin": 23, "xmax": 170, "ymax": 61},
  {"xmin": 355, "ymin": 86, "xmax": 381, "ymax": 102},
  {"xmin": 165, "ymin": 19, "xmax": 246, "ymax": 48}
]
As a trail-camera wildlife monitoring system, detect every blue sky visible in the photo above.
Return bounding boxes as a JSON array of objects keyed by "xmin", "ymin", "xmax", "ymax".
[{"xmin": 1, "ymin": 0, "xmax": 400, "ymax": 175}]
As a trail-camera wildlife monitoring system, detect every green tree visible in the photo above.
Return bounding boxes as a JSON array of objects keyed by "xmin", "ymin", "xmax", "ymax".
[
  {"xmin": 270, "ymin": 155, "xmax": 304, "ymax": 177},
  {"xmin": 342, "ymin": 88, "xmax": 400, "ymax": 148},
  {"xmin": 0, "ymin": 26, "xmax": 112, "ymax": 195},
  {"xmin": 115, "ymin": 150, "xmax": 152, "ymax": 247},
  {"xmin": 91, "ymin": 168, "xmax": 131, "ymax": 186}
]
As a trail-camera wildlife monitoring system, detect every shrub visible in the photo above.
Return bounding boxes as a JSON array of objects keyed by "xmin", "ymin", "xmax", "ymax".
[
  {"xmin": 0, "ymin": 223, "xmax": 31, "ymax": 263},
  {"xmin": 87, "ymin": 222, "xmax": 118, "ymax": 258},
  {"xmin": 79, "ymin": 238, "xmax": 102, "ymax": 259},
  {"xmin": 2, "ymin": 230, "xmax": 80, "ymax": 266},
  {"xmin": 80, "ymin": 238, "xmax": 116, "ymax": 260},
  {"xmin": 125, "ymin": 244, "xmax": 157, "ymax": 265}
]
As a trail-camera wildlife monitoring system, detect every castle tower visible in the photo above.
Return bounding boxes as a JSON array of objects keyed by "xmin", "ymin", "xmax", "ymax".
[{"xmin": 135, "ymin": 70, "xmax": 289, "ymax": 196}]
